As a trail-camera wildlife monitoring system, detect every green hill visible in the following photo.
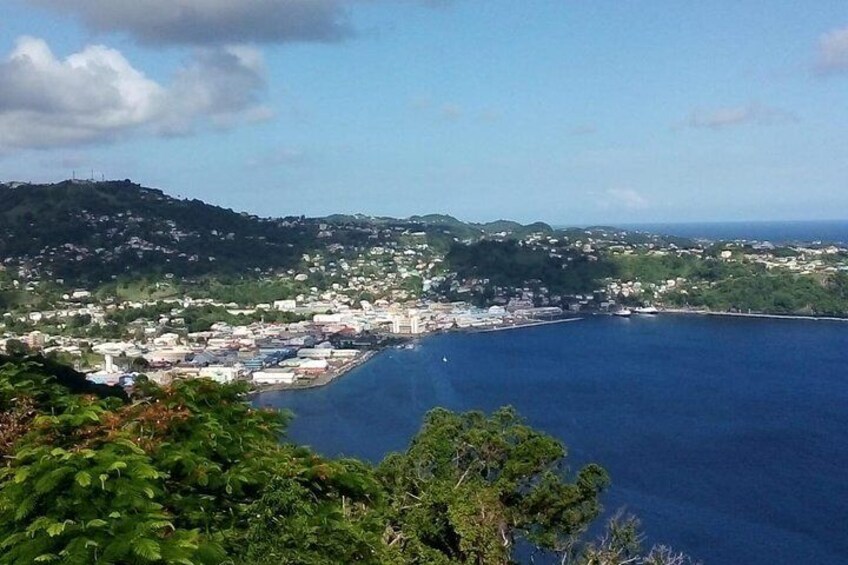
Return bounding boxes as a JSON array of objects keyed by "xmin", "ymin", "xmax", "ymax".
[
  {"xmin": 0, "ymin": 180, "xmax": 315, "ymax": 284},
  {"xmin": 0, "ymin": 180, "xmax": 568, "ymax": 287}
]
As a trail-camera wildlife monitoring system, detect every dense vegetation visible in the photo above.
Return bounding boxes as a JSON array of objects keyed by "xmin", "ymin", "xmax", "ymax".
[
  {"xmin": 0, "ymin": 181, "xmax": 558, "ymax": 289},
  {"xmin": 5, "ymin": 179, "xmax": 845, "ymax": 319},
  {"xmin": 0, "ymin": 302, "xmax": 309, "ymax": 341},
  {"xmin": 0, "ymin": 358, "xmax": 693, "ymax": 564},
  {"xmin": 612, "ymin": 253, "xmax": 848, "ymax": 315},
  {"xmin": 105, "ymin": 302, "xmax": 309, "ymax": 334},
  {"xmin": 612, "ymin": 254, "xmax": 757, "ymax": 285},
  {"xmin": 667, "ymin": 271, "xmax": 848, "ymax": 315},
  {"xmin": 446, "ymin": 240, "xmax": 617, "ymax": 295},
  {"xmin": 0, "ymin": 181, "xmax": 315, "ymax": 285},
  {"xmin": 407, "ymin": 215, "xmax": 555, "ymax": 241}
]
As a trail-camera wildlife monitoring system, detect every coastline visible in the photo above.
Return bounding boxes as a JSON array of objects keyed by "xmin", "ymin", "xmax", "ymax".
[
  {"xmin": 658, "ymin": 307, "xmax": 848, "ymax": 323},
  {"xmin": 251, "ymin": 307, "xmax": 846, "ymax": 397},
  {"xmin": 251, "ymin": 316, "xmax": 586, "ymax": 395},
  {"xmin": 475, "ymin": 316, "xmax": 583, "ymax": 333},
  {"xmin": 249, "ymin": 349, "xmax": 380, "ymax": 395}
]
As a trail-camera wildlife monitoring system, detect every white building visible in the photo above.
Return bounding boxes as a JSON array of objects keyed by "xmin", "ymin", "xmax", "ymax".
[
  {"xmin": 313, "ymin": 313, "xmax": 343, "ymax": 324},
  {"xmin": 198, "ymin": 366, "xmax": 240, "ymax": 384},
  {"xmin": 252, "ymin": 369, "xmax": 297, "ymax": 385},
  {"xmin": 274, "ymin": 299, "xmax": 297, "ymax": 311},
  {"xmin": 391, "ymin": 315, "xmax": 422, "ymax": 334},
  {"xmin": 297, "ymin": 348, "xmax": 334, "ymax": 359},
  {"xmin": 143, "ymin": 347, "xmax": 192, "ymax": 364}
]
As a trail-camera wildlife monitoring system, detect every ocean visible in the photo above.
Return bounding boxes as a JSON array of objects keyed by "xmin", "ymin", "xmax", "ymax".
[
  {"xmin": 255, "ymin": 315, "xmax": 848, "ymax": 564},
  {"xmin": 617, "ymin": 220, "xmax": 848, "ymax": 244}
]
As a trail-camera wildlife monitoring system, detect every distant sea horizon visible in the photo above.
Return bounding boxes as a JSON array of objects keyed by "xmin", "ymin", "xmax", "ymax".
[{"xmin": 569, "ymin": 219, "xmax": 848, "ymax": 244}]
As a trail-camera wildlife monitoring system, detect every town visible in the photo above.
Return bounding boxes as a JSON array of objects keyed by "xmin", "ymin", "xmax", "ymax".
[{"xmin": 2, "ymin": 186, "xmax": 846, "ymax": 392}]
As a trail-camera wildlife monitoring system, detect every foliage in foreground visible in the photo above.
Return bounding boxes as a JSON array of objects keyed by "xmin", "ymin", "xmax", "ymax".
[{"xmin": 0, "ymin": 358, "xmax": 694, "ymax": 564}]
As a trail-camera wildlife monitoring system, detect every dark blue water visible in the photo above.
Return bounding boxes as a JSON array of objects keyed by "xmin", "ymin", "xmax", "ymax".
[
  {"xmin": 619, "ymin": 220, "xmax": 848, "ymax": 244},
  {"xmin": 255, "ymin": 316, "xmax": 848, "ymax": 564}
]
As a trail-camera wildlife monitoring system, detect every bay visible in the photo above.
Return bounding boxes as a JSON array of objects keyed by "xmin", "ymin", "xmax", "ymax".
[{"xmin": 255, "ymin": 315, "xmax": 848, "ymax": 564}]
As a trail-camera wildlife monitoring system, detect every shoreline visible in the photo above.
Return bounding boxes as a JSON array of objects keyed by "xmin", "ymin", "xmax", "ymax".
[
  {"xmin": 249, "ymin": 349, "xmax": 381, "ymax": 395},
  {"xmin": 251, "ymin": 308, "xmax": 845, "ymax": 397},
  {"xmin": 658, "ymin": 307, "xmax": 848, "ymax": 322},
  {"xmin": 474, "ymin": 316, "xmax": 584, "ymax": 333},
  {"xmin": 251, "ymin": 316, "xmax": 585, "ymax": 395}
]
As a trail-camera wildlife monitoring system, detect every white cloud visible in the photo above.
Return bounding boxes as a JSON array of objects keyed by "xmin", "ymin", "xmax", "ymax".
[
  {"xmin": 684, "ymin": 103, "xmax": 796, "ymax": 130},
  {"xmin": 28, "ymin": 0, "xmax": 456, "ymax": 46},
  {"xmin": 159, "ymin": 45, "xmax": 271, "ymax": 135},
  {"xmin": 0, "ymin": 37, "xmax": 269, "ymax": 150},
  {"xmin": 0, "ymin": 37, "xmax": 162, "ymax": 149},
  {"xmin": 604, "ymin": 188, "xmax": 648, "ymax": 211},
  {"xmin": 815, "ymin": 25, "xmax": 848, "ymax": 74}
]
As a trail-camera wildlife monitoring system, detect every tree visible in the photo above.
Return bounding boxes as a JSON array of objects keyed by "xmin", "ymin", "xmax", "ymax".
[
  {"xmin": 377, "ymin": 407, "xmax": 610, "ymax": 564},
  {"xmin": 0, "ymin": 362, "xmax": 381, "ymax": 564},
  {"xmin": 0, "ymin": 364, "xmax": 222, "ymax": 564},
  {"xmin": 129, "ymin": 356, "xmax": 150, "ymax": 373},
  {"xmin": 575, "ymin": 513, "xmax": 699, "ymax": 565},
  {"xmin": 0, "ymin": 359, "xmax": 693, "ymax": 565},
  {"xmin": 4, "ymin": 339, "xmax": 29, "ymax": 357},
  {"xmin": 239, "ymin": 462, "xmax": 388, "ymax": 564}
]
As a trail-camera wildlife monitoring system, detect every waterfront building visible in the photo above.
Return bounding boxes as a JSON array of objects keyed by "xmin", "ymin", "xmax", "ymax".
[{"xmin": 252, "ymin": 369, "xmax": 297, "ymax": 385}]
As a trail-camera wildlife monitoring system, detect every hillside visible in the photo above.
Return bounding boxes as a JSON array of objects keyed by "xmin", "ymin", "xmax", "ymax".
[
  {"xmin": 3, "ymin": 179, "xmax": 846, "ymax": 320},
  {"xmin": 0, "ymin": 180, "xmax": 319, "ymax": 285},
  {"xmin": 0, "ymin": 180, "xmax": 565, "ymax": 287},
  {"xmin": 408, "ymin": 214, "xmax": 554, "ymax": 239}
]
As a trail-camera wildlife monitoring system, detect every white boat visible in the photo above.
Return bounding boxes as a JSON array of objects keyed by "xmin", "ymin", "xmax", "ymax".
[
  {"xmin": 634, "ymin": 306, "xmax": 659, "ymax": 314},
  {"xmin": 442, "ymin": 356, "xmax": 448, "ymax": 363},
  {"xmin": 612, "ymin": 308, "xmax": 632, "ymax": 317}
]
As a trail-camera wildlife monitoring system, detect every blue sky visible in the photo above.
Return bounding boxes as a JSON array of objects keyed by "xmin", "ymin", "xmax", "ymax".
[{"xmin": 1, "ymin": 1, "xmax": 847, "ymax": 224}]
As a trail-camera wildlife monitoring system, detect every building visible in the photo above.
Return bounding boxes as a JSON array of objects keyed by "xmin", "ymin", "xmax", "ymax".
[
  {"xmin": 143, "ymin": 347, "xmax": 192, "ymax": 364},
  {"xmin": 252, "ymin": 369, "xmax": 297, "ymax": 385},
  {"xmin": 274, "ymin": 299, "xmax": 297, "ymax": 311},
  {"xmin": 242, "ymin": 356, "xmax": 266, "ymax": 372},
  {"xmin": 25, "ymin": 331, "xmax": 46, "ymax": 350},
  {"xmin": 313, "ymin": 313, "xmax": 343, "ymax": 324},
  {"xmin": 295, "ymin": 358, "xmax": 328, "ymax": 375},
  {"xmin": 198, "ymin": 366, "xmax": 240, "ymax": 384},
  {"xmin": 297, "ymin": 348, "xmax": 334, "ymax": 359},
  {"xmin": 391, "ymin": 315, "xmax": 422, "ymax": 334}
]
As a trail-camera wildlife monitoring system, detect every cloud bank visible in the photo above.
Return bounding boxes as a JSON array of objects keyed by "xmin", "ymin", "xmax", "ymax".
[
  {"xmin": 1, "ymin": 1, "xmax": 461, "ymax": 152},
  {"xmin": 0, "ymin": 37, "xmax": 269, "ymax": 150},
  {"xmin": 29, "ymin": 0, "xmax": 352, "ymax": 45},
  {"xmin": 29, "ymin": 0, "xmax": 454, "ymax": 46}
]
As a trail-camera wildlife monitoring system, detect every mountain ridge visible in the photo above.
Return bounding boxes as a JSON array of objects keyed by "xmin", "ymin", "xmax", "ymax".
[
  {"xmin": 1, "ymin": 180, "xmax": 558, "ymax": 232},
  {"xmin": 0, "ymin": 179, "xmax": 562, "ymax": 286}
]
